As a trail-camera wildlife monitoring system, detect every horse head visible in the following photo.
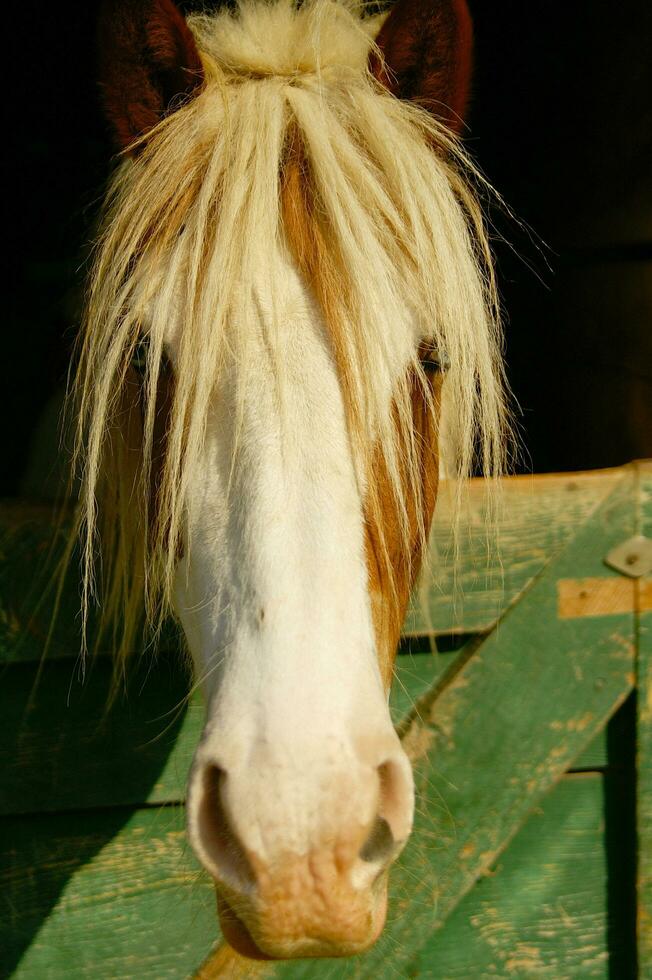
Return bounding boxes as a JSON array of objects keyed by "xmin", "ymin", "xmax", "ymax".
[{"xmin": 77, "ymin": 0, "xmax": 505, "ymax": 959}]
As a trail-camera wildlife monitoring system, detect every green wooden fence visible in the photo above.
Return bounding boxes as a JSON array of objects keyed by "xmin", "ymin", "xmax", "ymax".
[{"xmin": 1, "ymin": 462, "xmax": 650, "ymax": 979}]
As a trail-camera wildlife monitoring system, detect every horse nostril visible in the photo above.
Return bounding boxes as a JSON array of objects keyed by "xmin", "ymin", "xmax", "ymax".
[
  {"xmin": 360, "ymin": 815, "xmax": 395, "ymax": 864},
  {"xmin": 197, "ymin": 765, "xmax": 257, "ymax": 891},
  {"xmin": 360, "ymin": 758, "xmax": 413, "ymax": 866}
]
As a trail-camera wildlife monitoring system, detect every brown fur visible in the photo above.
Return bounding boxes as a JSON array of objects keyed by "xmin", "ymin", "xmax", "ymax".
[
  {"xmin": 370, "ymin": 0, "xmax": 473, "ymax": 134},
  {"xmin": 365, "ymin": 362, "xmax": 441, "ymax": 689},
  {"xmin": 98, "ymin": 0, "xmax": 204, "ymax": 151},
  {"xmin": 279, "ymin": 128, "xmax": 373, "ymax": 477}
]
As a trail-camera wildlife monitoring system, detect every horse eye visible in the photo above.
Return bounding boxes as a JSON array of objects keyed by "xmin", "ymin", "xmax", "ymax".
[
  {"xmin": 420, "ymin": 346, "xmax": 450, "ymax": 375},
  {"xmin": 130, "ymin": 336, "xmax": 150, "ymax": 378}
]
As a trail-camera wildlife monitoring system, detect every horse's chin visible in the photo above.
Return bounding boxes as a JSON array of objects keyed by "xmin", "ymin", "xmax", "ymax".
[
  {"xmin": 215, "ymin": 878, "xmax": 389, "ymax": 961},
  {"xmin": 216, "ymin": 893, "xmax": 271, "ymax": 960}
]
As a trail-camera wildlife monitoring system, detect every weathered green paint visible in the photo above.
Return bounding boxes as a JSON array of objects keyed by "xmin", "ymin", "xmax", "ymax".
[
  {"xmin": 637, "ymin": 462, "xmax": 652, "ymax": 975},
  {"xmin": 1, "ymin": 465, "xmax": 647, "ymax": 979},
  {"xmin": 408, "ymin": 690, "xmax": 638, "ymax": 980},
  {"xmin": 572, "ymin": 730, "xmax": 608, "ymax": 770},
  {"xmin": 410, "ymin": 775, "xmax": 624, "ymax": 979},
  {"xmin": 390, "ymin": 645, "xmax": 464, "ymax": 728},
  {"xmin": 1, "ymin": 806, "xmax": 216, "ymax": 980},
  {"xmin": 0, "ymin": 655, "xmax": 195, "ymax": 814},
  {"xmin": 405, "ymin": 468, "xmax": 626, "ymax": 636},
  {"xmin": 0, "ymin": 630, "xmax": 603, "ymax": 816},
  {"xmin": 0, "ymin": 648, "xmax": 462, "ymax": 816},
  {"xmin": 1, "ymin": 774, "xmax": 630, "ymax": 980}
]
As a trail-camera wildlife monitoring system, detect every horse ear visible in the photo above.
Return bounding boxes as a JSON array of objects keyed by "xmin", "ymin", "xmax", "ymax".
[
  {"xmin": 98, "ymin": 0, "xmax": 204, "ymax": 152},
  {"xmin": 370, "ymin": 0, "xmax": 473, "ymax": 134}
]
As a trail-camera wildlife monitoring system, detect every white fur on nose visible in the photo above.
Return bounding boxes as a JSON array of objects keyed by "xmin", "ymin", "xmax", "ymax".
[{"xmin": 172, "ymin": 247, "xmax": 414, "ymax": 919}]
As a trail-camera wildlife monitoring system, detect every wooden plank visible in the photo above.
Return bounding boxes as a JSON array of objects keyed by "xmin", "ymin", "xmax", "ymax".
[
  {"xmin": 411, "ymin": 691, "xmax": 637, "ymax": 979},
  {"xmin": 571, "ymin": 694, "xmax": 636, "ymax": 772},
  {"xmin": 637, "ymin": 461, "xmax": 652, "ymax": 974},
  {"xmin": 0, "ymin": 468, "xmax": 626, "ymax": 664},
  {"xmin": 196, "ymin": 765, "xmax": 636, "ymax": 980},
  {"xmin": 378, "ymin": 473, "xmax": 637, "ymax": 976},
  {"xmin": 405, "ymin": 467, "xmax": 625, "ymax": 636},
  {"xmin": 390, "ymin": 644, "xmax": 470, "ymax": 728},
  {"xmin": 3, "ymin": 467, "xmax": 641, "ymax": 978},
  {"xmin": 410, "ymin": 776, "xmax": 619, "ymax": 979},
  {"xmin": 0, "ymin": 502, "xmax": 178, "ymax": 665},
  {"xmin": 1, "ymin": 806, "xmax": 216, "ymax": 980},
  {"xmin": 0, "ymin": 655, "xmax": 198, "ymax": 815},
  {"xmin": 0, "ymin": 504, "xmax": 80, "ymax": 665},
  {"xmin": 395, "ymin": 660, "xmax": 632, "ymax": 776},
  {"xmin": 572, "ymin": 728, "xmax": 607, "ymax": 771},
  {"xmin": 0, "ymin": 647, "xmax": 463, "ymax": 816},
  {"xmin": 258, "ymin": 465, "xmax": 637, "ymax": 979}
]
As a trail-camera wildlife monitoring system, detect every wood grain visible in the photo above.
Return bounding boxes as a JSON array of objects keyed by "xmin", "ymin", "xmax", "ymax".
[
  {"xmin": 412, "ymin": 775, "xmax": 618, "ymax": 979},
  {"xmin": 1, "ymin": 807, "xmax": 216, "ymax": 979},
  {"xmin": 405, "ymin": 468, "xmax": 625, "ymax": 635},
  {"xmin": 557, "ymin": 576, "xmax": 642, "ymax": 619}
]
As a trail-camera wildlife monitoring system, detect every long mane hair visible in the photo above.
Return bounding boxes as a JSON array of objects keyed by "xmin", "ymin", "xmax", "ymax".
[{"xmin": 73, "ymin": 0, "xmax": 509, "ymax": 661}]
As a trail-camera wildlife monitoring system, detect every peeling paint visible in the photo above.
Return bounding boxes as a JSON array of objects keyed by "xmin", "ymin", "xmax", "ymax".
[
  {"xmin": 608, "ymin": 631, "xmax": 636, "ymax": 661},
  {"xmin": 401, "ymin": 720, "xmax": 436, "ymax": 762},
  {"xmin": 505, "ymin": 943, "xmax": 544, "ymax": 973},
  {"xmin": 565, "ymin": 713, "xmax": 594, "ymax": 732}
]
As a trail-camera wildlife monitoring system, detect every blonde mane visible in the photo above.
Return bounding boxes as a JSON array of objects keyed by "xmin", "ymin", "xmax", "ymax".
[{"xmin": 73, "ymin": 0, "xmax": 509, "ymax": 659}]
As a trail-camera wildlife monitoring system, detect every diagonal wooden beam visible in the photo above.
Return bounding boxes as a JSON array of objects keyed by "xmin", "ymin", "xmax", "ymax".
[{"xmin": 406, "ymin": 466, "xmax": 626, "ymax": 636}]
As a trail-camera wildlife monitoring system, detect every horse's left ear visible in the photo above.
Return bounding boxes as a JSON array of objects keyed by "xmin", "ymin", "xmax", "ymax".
[
  {"xmin": 98, "ymin": 0, "xmax": 204, "ymax": 152},
  {"xmin": 370, "ymin": 0, "xmax": 473, "ymax": 134}
]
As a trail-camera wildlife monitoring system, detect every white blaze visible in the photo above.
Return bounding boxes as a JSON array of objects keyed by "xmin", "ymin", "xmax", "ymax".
[{"xmin": 172, "ymin": 246, "xmax": 412, "ymax": 866}]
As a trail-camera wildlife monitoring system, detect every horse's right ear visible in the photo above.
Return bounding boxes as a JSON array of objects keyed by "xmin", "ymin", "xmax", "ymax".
[{"xmin": 98, "ymin": 0, "xmax": 204, "ymax": 153}]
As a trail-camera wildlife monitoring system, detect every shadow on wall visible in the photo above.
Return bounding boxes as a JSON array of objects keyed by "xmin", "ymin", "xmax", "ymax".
[
  {"xmin": 0, "ymin": 649, "xmax": 194, "ymax": 977},
  {"xmin": 0, "ymin": 508, "xmax": 198, "ymax": 976}
]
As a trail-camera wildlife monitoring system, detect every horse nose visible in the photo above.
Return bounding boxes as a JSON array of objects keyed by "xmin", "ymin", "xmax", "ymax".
[
  {"xmin": 190, "ymin": 755, "xmax": 413, "ymax": 885},
  {"xmin": 186, "ymin": 741, "xmax": 414, "ymax": 958}
]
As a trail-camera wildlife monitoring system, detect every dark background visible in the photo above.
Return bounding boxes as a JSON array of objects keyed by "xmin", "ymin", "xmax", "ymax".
[{"xmin": 4, "ymin": 0, "xmax": 652, "ymax": 496}]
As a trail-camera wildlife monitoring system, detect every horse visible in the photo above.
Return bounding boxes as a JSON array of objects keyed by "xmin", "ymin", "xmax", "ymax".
[{"xmin": 73, "ymin": 0, "xmax": 508, "ymax": 960}]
